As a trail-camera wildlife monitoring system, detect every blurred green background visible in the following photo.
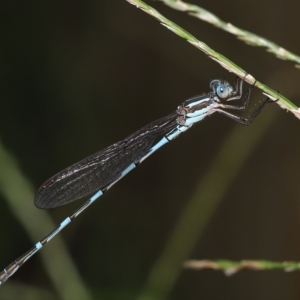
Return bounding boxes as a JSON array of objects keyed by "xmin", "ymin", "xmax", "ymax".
[{"xmin": 1, "ymin": 0, "xmax": 300, "ymax": 299}]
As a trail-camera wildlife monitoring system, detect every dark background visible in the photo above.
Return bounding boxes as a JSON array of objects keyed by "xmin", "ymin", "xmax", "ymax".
[{"xmin": 1, "ymin": 0, "xmax": 300, "ymax": 299}]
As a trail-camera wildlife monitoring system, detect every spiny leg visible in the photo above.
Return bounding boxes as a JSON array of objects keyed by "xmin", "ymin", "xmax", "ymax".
[
  {"xmin": 227, "ymin": 74, "xmax": 253, "ymax": 101},
  {"xmin": 216, "ymin": 96, "xmax": 273, "ymax": 126},
  {"xmin": 227, "ymin": 76, "xmax": 244, "ymax": 101}
]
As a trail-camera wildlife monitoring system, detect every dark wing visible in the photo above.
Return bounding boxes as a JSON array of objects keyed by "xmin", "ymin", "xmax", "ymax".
[{"xmin": 34, "ymin": 112, "xmax": 177, "ymax": 208}]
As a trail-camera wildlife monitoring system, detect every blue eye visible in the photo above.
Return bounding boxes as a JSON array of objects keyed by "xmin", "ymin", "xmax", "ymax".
[{"xmin": 216, "ymin": 84, "xmax": 230, "ymax": 99}]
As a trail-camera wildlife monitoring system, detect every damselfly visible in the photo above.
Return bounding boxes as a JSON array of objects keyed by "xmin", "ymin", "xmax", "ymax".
[{"xmin": 0, "ymin": 77, "xmax": 272, "ymax": 284}]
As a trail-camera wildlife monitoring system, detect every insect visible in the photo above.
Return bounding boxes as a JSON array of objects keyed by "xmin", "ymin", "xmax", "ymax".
[{"xmin": 0, "ymin": 77, "xmax": 272, "ymax": 284}]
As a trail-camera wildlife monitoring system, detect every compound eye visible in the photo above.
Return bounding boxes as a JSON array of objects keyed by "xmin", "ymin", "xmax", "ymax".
[{"xmin": 216, "ymin": 84, "xmax": 230, "ymax": 99}]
